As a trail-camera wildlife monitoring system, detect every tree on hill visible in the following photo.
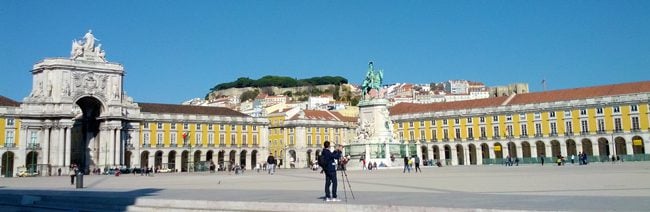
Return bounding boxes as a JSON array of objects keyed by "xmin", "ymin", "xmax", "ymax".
[{"xmin": 210, "ymin": 75, "xmax": 348, "ymax": 91}]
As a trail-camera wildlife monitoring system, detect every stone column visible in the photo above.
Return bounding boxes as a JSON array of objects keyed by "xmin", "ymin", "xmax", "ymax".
[
  {"xmin": 645, "ymin": 141, "xmax": 650, "ymax": 156},
  {"xmin": 427, "ymin": 144, "xmax": 434, "ymax": 163},
  {"xmin": 416, "ymin": 143, "xmax": 423, "ymax": 161},
  {"xmin": 450, "ymin": 145, "xmax": 458, "ymax": 166},
  {"xmin": 626, "ymin": 137, "xmax": 634, "ymax": 156},
  {"xmin": 530, "ymin": 145, "xmax": 538, "ymax": 161},
  {"xmin": 148, "ymin": 152, "xmax": 155, "ymax": 169},
  {"xmin": 116, "ymin": 128, "xmax": 123, "ymax": 166},
  {"xmin": 175, "ymin": 153, "xmax": 182, "ymax": 172},
  {"xmin": 545, "ymin": 141, "xmax": 552, "ymax": 158},
  {"xmin": 42, "ymin": 127, "xmax": 51, "ymax": 170},
  {"xmin": 516, "ymin": 143, "xmax": 523, "ymax": 159},
  {"xmin": 64, "ymin": 127, "xmax": 71, "ymax": 167},
  {"xmin": 246, "ymin": 150, "xmax": 253, "ymax": 170},
  {"xmin": 58, "ymin": 126, "xmax": 65, "ymax": 167},
  {"xmin": 560, "ymin": 143, "xmax": 567, "ymax": 157}
]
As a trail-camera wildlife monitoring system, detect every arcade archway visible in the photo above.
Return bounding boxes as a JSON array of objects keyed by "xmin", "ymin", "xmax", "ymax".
[{"xmin": 72, "ymin": 96, "xmax": 103, "ymax": 172}]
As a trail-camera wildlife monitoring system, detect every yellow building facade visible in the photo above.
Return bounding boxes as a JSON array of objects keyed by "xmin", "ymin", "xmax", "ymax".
[{"xmin": 390, "ymin": 81, "xmax": 650, "ymax": 165}]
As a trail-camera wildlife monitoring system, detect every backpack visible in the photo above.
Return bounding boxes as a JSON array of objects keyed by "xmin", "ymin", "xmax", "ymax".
[{"xmin": 318, "ymin": 151, "xmax": 328, "ymax": 170}]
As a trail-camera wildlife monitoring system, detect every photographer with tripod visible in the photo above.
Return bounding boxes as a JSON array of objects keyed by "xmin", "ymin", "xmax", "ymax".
[{"xmin": 320, "ymin": 141, "xmax": 343, "ymax": 202}]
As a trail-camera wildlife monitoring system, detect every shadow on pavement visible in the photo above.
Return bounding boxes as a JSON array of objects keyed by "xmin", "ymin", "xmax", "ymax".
[{"xmin": 0, "ymin": 188, "xmax": 163, "ymax": 211}]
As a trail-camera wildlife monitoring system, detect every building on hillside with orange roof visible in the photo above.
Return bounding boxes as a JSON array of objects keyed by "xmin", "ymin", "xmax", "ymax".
[{"xmin": 389, "ymin": 81, "xmax": 650, "ymax": 166}]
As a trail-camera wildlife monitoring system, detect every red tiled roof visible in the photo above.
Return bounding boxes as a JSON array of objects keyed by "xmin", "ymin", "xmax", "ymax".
[
  {"xmin": 139, "ymin": 102, "xmax": 248, "ymax": 117},
  {"xmin": 0, "ymin": 95, "xmax": 20, "ymax": 107},
  {"xmin": 508, "ymin": 81, "xmax": 650, "ymax": 105},
  {"xmin": 289, "ymin": 110, "xmax": 337, "ymax": 121},
  {"xmin": 331, "ymin": 111, "xmax": 358, "ymax": 123},
  {"xmin": 390, "ymin": 81, "xmax": 650, "ymax": 116},
  {"xmin": 389, "ymin": 96, "xmax": 509, "ymax": 116}
]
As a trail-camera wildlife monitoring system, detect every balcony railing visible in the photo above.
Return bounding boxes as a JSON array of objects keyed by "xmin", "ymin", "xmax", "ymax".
[
  {"xmin": 442, "ymin": 138, "xmax": 449, "ymax": 142},
  {"xmin": 480, "ymin": 136, "xmax": 487, "ymax": 140},
  {"xmin": 156, "ymin": 143, "xmax": 164, "ymax": 148},
  {"xmin": 549, "ymin": 132, "xmax": 558, "ymax": 137},
  {"xmin": 520, "ymin": 134, "xmax": 528, "ymax": 138},
  {"xmin": 597, "ymin": 130, "xmax": 606, "ymax": 134},
  {"xmin": 492, "ymin": 135, "xmax": 500, "ymax": 139},
  {"xmin": 632, "ymin": 128, "xmax": 641, "ymax": 132},
  {"xmin": 207, "ymin": 143, "xmax": 215, "ymax": 147},
  {"xmin": 564, "ymin": 132, "xmax": 574, "ymax": 136},
  {"xmin": 27, "ymin": 143, "xmax": 41, "ymax": 150},
  {"xmin": 534, "ymin": 133, "xmax": 543, "ymax": 138},
  {"xmin": 467, "ymin": 137, "xmax": 474, "ymax": 141},
  {"xmin": 3, "ymin": 143, "xmax": 16, "ymax": 148},
  {"xmin": 580, "ymin": 131, "xmax": 589, "ymax": 135},
  {"xmin": 454, "ymin": 138, "xmax": 461, "ymax": 141},
  {"xmin": 143, "ymin": 143, "xmax": 151, "ymax": 148}
]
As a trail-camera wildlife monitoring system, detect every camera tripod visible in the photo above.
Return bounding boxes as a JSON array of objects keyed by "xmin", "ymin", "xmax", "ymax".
[{"xmin": 339, "ymin": 169, "xmax": 355, "ymax": 202}]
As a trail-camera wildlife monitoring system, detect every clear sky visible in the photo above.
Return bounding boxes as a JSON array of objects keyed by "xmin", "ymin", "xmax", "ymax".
[{"xmin": 1, "ymin": 1, "xmax": 649, "ymax": 104}]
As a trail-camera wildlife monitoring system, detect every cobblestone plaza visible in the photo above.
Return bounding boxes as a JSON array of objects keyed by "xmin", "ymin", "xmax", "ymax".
[{"xmin": 1, "ymin": 162, "xmax": 649, "ymax": 211}]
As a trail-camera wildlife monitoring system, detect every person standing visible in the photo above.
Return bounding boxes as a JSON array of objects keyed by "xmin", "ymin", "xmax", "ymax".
[
  {"xmin": 267, "ymin": 154, "xmax": 276, "ymax": 175},
  {"xmin": 322, "ymin": 141, "xmax": 342, "ymax": 202},
  {"xmin": 414, "ymin": 155, "xmax": 422, "ymax": 173},
  {"xmin": 69, "ymin": 164, "xmax": 78, "ymax": 185},
  {"xmin": 571, "ymin": 154, "xmax": 575, "ymax": 164},
  {"xmin": 540, "ymin": 154, "xmax": 545, "ymax": 166},
  {"xmin": 403, "ymin": 156, "xmax": 410, "ymax": 173}
]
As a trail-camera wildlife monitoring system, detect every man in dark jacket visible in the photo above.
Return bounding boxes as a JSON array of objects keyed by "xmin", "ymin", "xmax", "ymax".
[
  {"xmin": 267, "ymin": 154, "xmax": 276, "ymax": 175},
  {"xmin": 322, "ymin": 141, "xmax": 342, "ymax": 202}
]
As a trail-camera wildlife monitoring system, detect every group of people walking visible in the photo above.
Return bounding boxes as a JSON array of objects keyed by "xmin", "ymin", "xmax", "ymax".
[{"xmin": 403, "ymin": 155, "xmax": 422, "ymax": 173}]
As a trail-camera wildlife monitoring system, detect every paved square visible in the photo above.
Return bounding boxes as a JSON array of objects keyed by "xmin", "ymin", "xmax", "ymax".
[{"xmin": 1, "ymin": 162, "xmax": 650, "ymax": 211}]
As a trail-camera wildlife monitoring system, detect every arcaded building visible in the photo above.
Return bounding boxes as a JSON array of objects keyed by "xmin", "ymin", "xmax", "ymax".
[{"xmin": 390, "ymin": 82, "xmax": 650, "ymax": 165}]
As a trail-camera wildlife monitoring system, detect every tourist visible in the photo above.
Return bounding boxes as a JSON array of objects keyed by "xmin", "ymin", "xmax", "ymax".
[
  {"xmin": 321, "ymin": 141, "xmax": 342, "ymax": 202},
  {"xmin": 571, "ymin": 154, "xmax": 575, "ymax": 164},
  {"xmin": 267, "ymin": 154, "xmax": 276, "ymax": 175},
  {"xmin": 367, "ymin": 161, "xmax": 373, "ymax": 171},
  {"xmin": 414, "ymin": 155, "xmax": 422, "ymax": 173},
  {"xmin": 514, "ymin": 157, "xmax": 519, "ymax": 166},
  {"xmin": 69, "ymin": 164, "xmax": 77, "ymax": 185},
  {"xmin": 403, "ymin": 156, "xmax": 410, "ymax": 173},
  {"xmin": 58, "ymin": 168, "xmax": 62, "ymax": 176},
  {"xmin": 540, "ymin": 154, "xmax": 545, "ymax": 166},
  {"xmin": 373, "ymin": 161, "xmax": 378, "ymax": 169}
]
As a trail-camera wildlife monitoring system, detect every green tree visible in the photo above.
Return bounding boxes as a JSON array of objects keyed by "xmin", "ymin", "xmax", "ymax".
[{"xmin": 239, "ymin": 89, "xmax": 260, "ymax": 102}]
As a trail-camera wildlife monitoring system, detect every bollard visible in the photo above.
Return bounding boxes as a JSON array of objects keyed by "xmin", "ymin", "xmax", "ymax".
[{"xmin": 75, "ymin": 172, "xmax": 83, "ymax": 189}]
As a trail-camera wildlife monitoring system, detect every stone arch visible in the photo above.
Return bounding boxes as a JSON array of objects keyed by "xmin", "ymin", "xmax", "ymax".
[
  {"xmin": 521, "ymin": 141, "xmax": 531, "ymax": 158},
  {"xmin": 181, "ymin": 150, "xmax": 189, "ymax": 172},
  {"xmin": 443, "ymin": 145, "xmax": 452, "ymax": 163},
  {"xmin": 229, "ymin": 150, "xmax": 237, "ymax": 170},
  {"xmin": 306, "ymin": 149, "xmax": 313, "ymax": 166},
  {"xmin": 550, "ymin": 140, "xmax": 561, "ymax": 158},
  {"xmin": 535, "ymin": 140, "xmax": 546, "ymax": 157},
  {"xmin": 615, "ymin": 136, "xmax": 627, "ymax": 155},
  {"xmin": 140, "ymin": 151, "xmax": 150, "ymax": 169},
  {"xmin": 154, "ymin": 150, "xmax": 163, "ymax": 169},
  {"xmin": 566, "ymin": 139, "xmax": 577, "ymax": 156},
  {"xmin": 493, "ymin": 142, "xmax": 503, "ymax": 159},
  {"xmin": 26, "ymin": 151, "xmax": 38, "ymax": 174},
  {"xmin": 72, "ymin": 96, "xmax": 104, "ymax": 172},
  {"xmin": 581, "ymin": 139, "xmax": 593, "ymax": 156},
  {"xmin": 168, "ymin": 150, "xmax": 177, "ymax": 170},
  {"xmin": 218, "ymin": 150, "xmax": 225, "ymax": 170},
  {"xmin": 1, "ymin": 151, "xmax": 15, "ymax": 177},
  {"xmin": 315, "ymin": 149, "xmax": 321, "ymax": 162},
  {"xmin": 194, "ymin": 150, "xmax": 202, "ymax": 164},
  {"xmin": 432, "ymin": 145, "xmax": 440, "ymax": 160},
  {"xmin": 598, "ymin": 137, "xmax": 610, "ymax": 161},
  {"xmin": 480, "ymin": 143, "xmax": 490, "ymax": 159},
  {"xmin": 240, "ymin": 150, "xmax": 248, "ymax": 168},
  {"xmin": 420, "ymin": 145, "xmax": 429, "ymax": 161},
  {"xmin": 206, "ymin": 150, "xmax": 214, "ymax": 162},
  {"xmin": 632, "ymin": 136, "xmax": 644, "ymax": 154},
  {"xmin": 456, "ymin": 144, "xmax": 464, "ymax": 165},
  {"xmin": 468, "ymin": 144, "xmax": 477, "ymax": 165},
  {"xmin": 251, "ymin": 150, "xmax": 258, "ymax": 168}
]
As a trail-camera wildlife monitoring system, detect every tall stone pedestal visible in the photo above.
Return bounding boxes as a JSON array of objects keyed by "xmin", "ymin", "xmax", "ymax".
[{"xmin": 344, "ymin": 99, "xmax": 400, "ymax": 170}]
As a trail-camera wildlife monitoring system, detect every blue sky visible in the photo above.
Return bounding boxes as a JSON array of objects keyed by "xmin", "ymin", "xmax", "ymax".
[{"xmin": 1, "ymin": 1, "xmax": 649, "ymax": 104}]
